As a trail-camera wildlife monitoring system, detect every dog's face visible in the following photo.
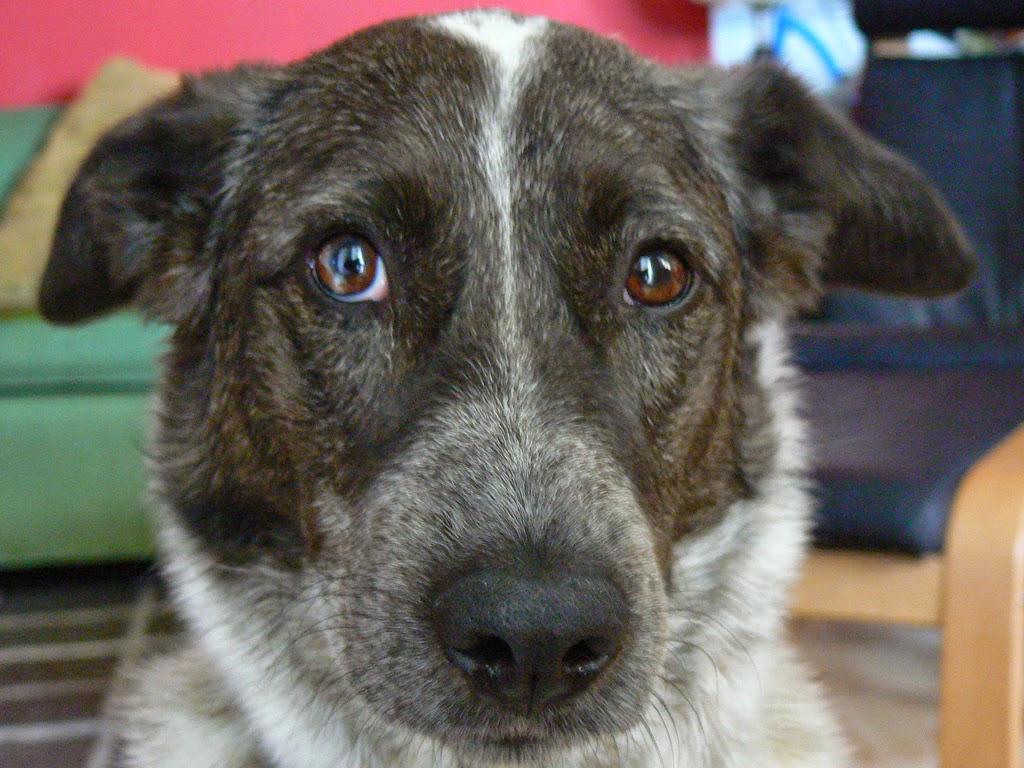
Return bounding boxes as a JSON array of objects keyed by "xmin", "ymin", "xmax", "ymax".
[{"xmin": 40, "ymin": 11, "xmax": 973, "ymax": 767}]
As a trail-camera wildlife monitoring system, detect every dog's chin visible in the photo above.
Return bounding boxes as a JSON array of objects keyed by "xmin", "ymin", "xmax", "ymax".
[{"xmin": 437, "ymin": 723, "xmax": 604, "ymax": 767}]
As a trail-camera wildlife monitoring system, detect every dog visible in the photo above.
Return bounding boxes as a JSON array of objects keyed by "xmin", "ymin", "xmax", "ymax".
[{"xmin": 38, "ymin": 10, "xmax": 973, "ymax": 768}]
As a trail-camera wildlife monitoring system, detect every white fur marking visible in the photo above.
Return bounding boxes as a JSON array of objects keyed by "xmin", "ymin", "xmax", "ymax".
[
  {"xmin": 157, "ymin": 520, "xmax": 356, "ymax": 768},
  {"xmin": 432, "ymin": 12, "xmax": 548, "ymax": 374}
]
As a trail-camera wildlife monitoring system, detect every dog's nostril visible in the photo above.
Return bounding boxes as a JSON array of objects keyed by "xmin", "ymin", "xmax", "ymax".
[
  {"xmin": 563, "ymin": 636, "xmax": 616, "ymax": 678},
  {"xmin": 452, "ymin": 635, "xmax": 517, "ymax": 677}
]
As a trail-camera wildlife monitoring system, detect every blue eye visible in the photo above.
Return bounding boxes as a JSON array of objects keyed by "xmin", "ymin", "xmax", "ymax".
[{"xmin": 312, "ymin": 235, "xmax": 388, "ymax": 302}]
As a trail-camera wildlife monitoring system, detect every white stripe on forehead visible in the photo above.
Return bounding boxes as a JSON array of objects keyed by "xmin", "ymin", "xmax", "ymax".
[
  {"xmin": 433, "ymin": 10, "xmax": 548, "ymax": 79},
  {"xmin": 431, "ymin": 11, "xmax": 547, "ymax": 211},
  {"xmin": 431, "ymin": 11, "xmax": 548, "ymax": 370}
]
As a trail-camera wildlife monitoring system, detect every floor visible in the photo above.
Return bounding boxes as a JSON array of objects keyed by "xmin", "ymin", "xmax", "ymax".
[
  {"xmin": 0, "ymin": 566, "xmax": 180, "ymax": 768},
  {"xmin": 793, "ymin": 619, "xmax": 941, "ymax": 768},
  {"xmin": 0, "ymin": 565, "xmax": 941, "ymax": 768}
]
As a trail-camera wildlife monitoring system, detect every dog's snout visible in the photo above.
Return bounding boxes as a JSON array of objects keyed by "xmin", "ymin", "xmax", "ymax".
[{"xmin": 431, "ymin": 568, "xmax": 628, "ymax": 716}]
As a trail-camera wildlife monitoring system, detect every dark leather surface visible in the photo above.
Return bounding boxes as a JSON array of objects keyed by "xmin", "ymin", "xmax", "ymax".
[{"xmin": 803, "ymin": 368, "xmax": 1024, "ymax": 553}]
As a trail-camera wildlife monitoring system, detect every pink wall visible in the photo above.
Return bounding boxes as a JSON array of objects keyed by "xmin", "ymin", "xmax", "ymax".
[{"xmin": 0, "ymin": 1, "xmax": 707, "ymax": 108}]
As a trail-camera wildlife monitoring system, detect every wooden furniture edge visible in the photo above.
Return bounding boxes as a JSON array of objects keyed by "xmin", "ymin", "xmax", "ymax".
[
  {"xmin": 939, "ymin": 422, "xmax": 1024, "ymax": 768},
  {"xmin": 790, "ymin": 549, "xmax": 942, "ymax": 625}
]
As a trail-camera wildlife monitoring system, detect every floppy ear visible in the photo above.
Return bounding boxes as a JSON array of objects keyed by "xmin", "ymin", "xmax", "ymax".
[
  {"xmin": 38, "ymin": 66, "xmax": 276, "ymax": 325},
  {"xmin": 714, "ymin": 62, "xmax": 976, "ymax": 310}
]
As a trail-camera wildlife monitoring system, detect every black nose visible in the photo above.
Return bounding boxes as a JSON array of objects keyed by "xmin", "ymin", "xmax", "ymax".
[{"xmin": 431, "ymin": 567, "xmax": 628, "ymax": 715}]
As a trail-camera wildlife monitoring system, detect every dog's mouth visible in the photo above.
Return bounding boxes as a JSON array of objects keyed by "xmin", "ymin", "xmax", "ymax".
[
  {"xmin": 402, "ymin": 659, "xmax": 654, "ymax": 766},
  {"xmin": 467, "ymin": 732, "xmax": 552, "ymax": 762},
  {"xmin": 440, "ymin": 721, "xmax": 596, "ymax": 765}
]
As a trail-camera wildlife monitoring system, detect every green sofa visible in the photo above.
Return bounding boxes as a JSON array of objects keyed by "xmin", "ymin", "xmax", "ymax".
[{"xmin": 0, "ymin": 107, "xmax": 167, "ymax": 568}]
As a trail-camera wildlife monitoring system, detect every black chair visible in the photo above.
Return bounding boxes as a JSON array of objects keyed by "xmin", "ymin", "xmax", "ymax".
[{"xmin": 787, "ymin": 3, "xmax": 1024, "ymax": 766}]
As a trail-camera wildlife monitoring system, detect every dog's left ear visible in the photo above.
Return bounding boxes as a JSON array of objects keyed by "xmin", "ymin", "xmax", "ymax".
[{"xmin": 709, "ymin": 62, "xmax": 976, "ymax": 310}]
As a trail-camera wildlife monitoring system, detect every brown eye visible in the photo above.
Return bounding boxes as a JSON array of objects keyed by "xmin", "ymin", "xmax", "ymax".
[
  {"xmin": 624, "ymin": 250, "xmax": 694, "ymax": 308},
  {"xmin": 312, "ymin": 235, "xmax": 388, "ymax": 302}
]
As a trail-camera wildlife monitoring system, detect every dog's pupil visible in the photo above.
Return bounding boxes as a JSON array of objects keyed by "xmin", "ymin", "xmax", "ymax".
[
  {"xmin": 637, "ymin": 254, "xmax": 667, "ymax": 286},
  {"xmin": 337, "ymin": 242, "xmax": 368, "ymax": 278}
]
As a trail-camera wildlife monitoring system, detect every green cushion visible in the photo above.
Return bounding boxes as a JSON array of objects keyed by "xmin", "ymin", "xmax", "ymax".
[
  {"xmin": 0, "ymin": 391, "xmax": 155, "ymax": 568},
  {"xmin": 0, "ymin": 108, "xmax": 167, "ymax": 567},
  {"xmin": 0, "ymin": 106, "xmax": 61, "ymax": 209},
  {"xmin": 0, "ymin": 313, "xmax": 170, "ymax": 396}
]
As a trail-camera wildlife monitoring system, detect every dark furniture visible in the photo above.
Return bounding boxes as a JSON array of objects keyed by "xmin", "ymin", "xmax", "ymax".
[{"xmin": 789, "ymin": 4, "xmax": 1024, "ymax": 766}]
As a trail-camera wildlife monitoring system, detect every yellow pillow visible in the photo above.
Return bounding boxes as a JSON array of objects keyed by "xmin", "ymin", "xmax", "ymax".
[{"xmin": 0, "ymin": 58, "xmax": 180, "ymax": 313}]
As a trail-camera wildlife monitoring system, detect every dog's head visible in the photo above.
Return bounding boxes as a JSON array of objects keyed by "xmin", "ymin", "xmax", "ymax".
[{"xmin": 39, "ymin": 10, "xmax": 973, "ymax": 766}]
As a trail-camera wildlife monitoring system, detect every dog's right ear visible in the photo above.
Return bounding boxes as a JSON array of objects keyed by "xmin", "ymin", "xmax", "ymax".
[{"xmin": 39, "ymin": 66, "xmax": 277, "ymax": 325}]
